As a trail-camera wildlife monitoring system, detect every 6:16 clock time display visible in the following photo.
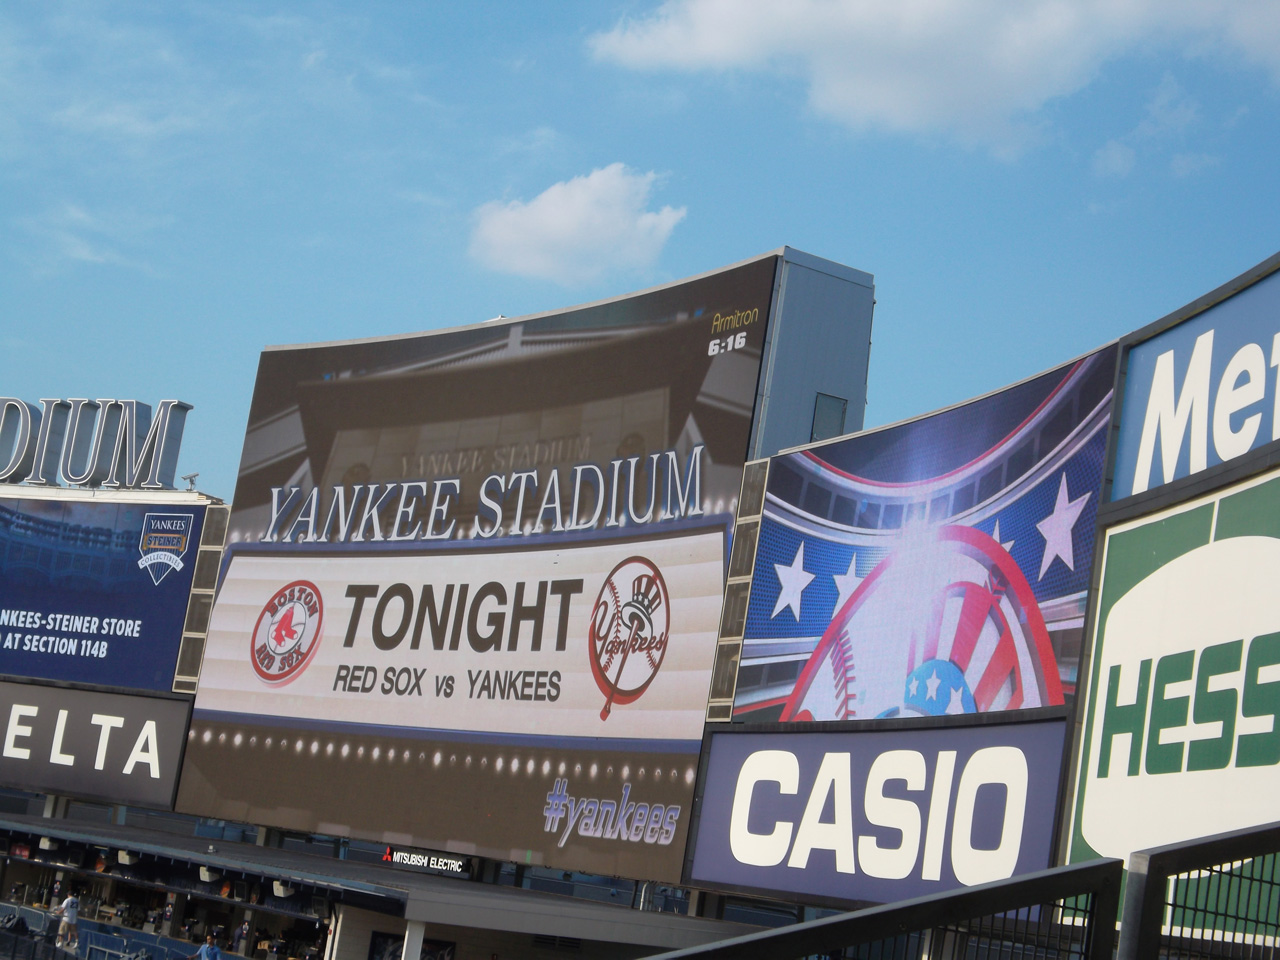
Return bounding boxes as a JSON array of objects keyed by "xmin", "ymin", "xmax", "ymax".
[{"xmin": 707, "ymin": 331, "xmax": 748, "ymax": 356}]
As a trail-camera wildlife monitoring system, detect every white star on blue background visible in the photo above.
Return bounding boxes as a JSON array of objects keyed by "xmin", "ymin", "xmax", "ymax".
[
  {"xmin": 1036, "ymin": 473, "xmax": 1090, "ymax": 579},
  {"xmin": 771, "ymin": 542, "xmax": 815, "ymax": 621}
]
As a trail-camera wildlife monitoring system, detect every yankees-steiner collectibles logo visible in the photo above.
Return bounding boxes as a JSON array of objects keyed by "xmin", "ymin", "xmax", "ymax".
[
  {"xmin": 589, "ymin": 558, "xmax": 670, "ymax": 719},
  {"xmin": 252, "ymin": 581, "xmax": 323, "ymax": 684}
]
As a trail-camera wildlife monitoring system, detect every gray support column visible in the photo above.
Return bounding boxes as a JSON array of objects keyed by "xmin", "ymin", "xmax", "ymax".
[
  {"xmin": 402, "ymin": 920, "xmax": 424, "ymax": 960},
  {"xmin": 169, "ymin": 894, "xmax": 188, "ymax": 939},
  {"xmin": 237, "ymin": 911, "xmax": 255, "ymax": 956},
  {"xmin": 322, "ymin": 906, "xmax": 343, "ymax": 960}
]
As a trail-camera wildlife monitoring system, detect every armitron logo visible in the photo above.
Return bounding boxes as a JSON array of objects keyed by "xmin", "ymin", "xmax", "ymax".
[
  {"xmin": 252, "ymin": 581, "xmax": 323, "ymax": 685},
  {"xmin": 588, "ymin": 557, "xmax": 670, "ymax": 720}
]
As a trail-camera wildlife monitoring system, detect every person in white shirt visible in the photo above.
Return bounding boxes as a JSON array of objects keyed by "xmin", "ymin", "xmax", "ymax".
[{"xmin": 53, "ymin": 891, "xmax": 80, "ymax": 950}]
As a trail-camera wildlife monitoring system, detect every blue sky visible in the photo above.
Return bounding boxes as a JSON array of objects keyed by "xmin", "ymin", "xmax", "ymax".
[{"xmin": 3, "ymin": 1, "xmax": 1279, "ymax": 500}]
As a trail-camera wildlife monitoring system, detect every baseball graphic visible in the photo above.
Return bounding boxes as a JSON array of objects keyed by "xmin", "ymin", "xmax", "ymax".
[{"xmin": 781, "ymin": 525, "xmax": 1063, "ymax": 721}]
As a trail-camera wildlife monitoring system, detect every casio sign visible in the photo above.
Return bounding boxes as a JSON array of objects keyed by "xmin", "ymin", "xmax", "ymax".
[
  {"xmin": 729, "ymin": 746, "xmax": 1028, "ymax": 887},
  {"xmin": 689, "ymin": 722, "xmax": 1064, "ymax": 904}
]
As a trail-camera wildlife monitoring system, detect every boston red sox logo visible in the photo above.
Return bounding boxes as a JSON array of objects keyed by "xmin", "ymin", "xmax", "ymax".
[
  {"xmin": 251, "ymin": 580, "xmax": 324, "ymax": 685},
  {"xmin": 588, "ymin": 557, "xmax": 670, "ymax": 720}
]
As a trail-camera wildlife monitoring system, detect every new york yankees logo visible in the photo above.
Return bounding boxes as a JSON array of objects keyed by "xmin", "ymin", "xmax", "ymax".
[{"xmin": 588, "ymin": 557, "xmax": 670, "ymax": 720}]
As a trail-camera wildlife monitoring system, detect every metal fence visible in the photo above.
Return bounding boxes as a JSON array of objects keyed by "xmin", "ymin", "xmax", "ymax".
[
  {"xmin": 0, "ymin": 927, "xmax": 64, "ymax": 960},
  {"xmin": 0, "ymin": 909, "xmax": 192, "ymax": 960},
  {"xmin": 1119, "ymin": 821, "xmax": 1280, "ymax": 960},
  {"xmin": 647, "ymin": 859, "xmax": 1123, "ymax": 960}
]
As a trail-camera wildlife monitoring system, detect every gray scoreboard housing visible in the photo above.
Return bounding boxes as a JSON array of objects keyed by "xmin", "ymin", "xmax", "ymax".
[{"xmin": 750, "ymin": 248, "xmax": 874, "ymax": 457}]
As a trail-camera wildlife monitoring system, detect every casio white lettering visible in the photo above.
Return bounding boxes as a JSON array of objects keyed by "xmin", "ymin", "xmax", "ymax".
[{"xmin": 727, "ymin": 747, "xmax": 1028, "ymax": 886}]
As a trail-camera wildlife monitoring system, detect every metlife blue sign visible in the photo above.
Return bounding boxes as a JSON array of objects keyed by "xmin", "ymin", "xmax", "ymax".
[
  {"xmin": 687, "ymin": 717, "xmax": 1066, "ymax": 905},
  {"xmin": 0, "ymin": 493, "xmax": 205, "ymax": 692},
  {"xmin": 1113, "ymin": 266, "xmax": 1280, "ymax": 500}
]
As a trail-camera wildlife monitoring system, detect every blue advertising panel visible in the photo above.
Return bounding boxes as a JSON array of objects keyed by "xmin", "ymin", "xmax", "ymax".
[
  {"xmin": 688, "ymin": 716, "xmax": 1066, "ymax": 905},
  {"xmin": 733, "ymin": 347, "xmax": 1116, "ymax": 721},
  {"xmin": 1113, "ymin": 267, "xmax": 1280, "ymax": 500},
  {"xmin": 0, "ymin": 493, "xmax": 205, "ymax": 692}
]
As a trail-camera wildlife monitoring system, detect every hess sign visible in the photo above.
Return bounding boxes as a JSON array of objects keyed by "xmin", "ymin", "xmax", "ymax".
[
  {"xmin": 1072, "ymin": 467, "xmax": 1280, "ymax": 863},
  {"xmin": 0, "ymin": 398, "xmax": 190, "ymax": 490}
]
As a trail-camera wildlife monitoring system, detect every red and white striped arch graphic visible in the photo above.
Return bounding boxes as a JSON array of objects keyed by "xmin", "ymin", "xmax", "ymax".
[{"xmin": 780, "ymin": 525, "xmax": 1063, "ymax": 721}]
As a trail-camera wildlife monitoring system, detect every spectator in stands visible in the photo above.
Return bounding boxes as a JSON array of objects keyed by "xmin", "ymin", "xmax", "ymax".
[
  {"xmin": 52, "ymin": 888, "xmax": 80, "ymax": 951},
  {"xmin": 188, "ymin": 933, "xmax": 221, "ymax": 960}
]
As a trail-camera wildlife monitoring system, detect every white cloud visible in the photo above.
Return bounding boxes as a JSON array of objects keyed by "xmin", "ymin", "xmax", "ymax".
[
  {"xmin": 497, "ymin": 126, "xmax": 560, "ymax": 157},
  {"xmin": 1134, "ymin": 74, "xmax": 1199, "ymax": 139},
  {"xmin": 51, "ymin": 99, "xmax": 202, "ymax": 141},
  {"xmin": 1090, "ymin": 74, "xmax": 1200, "ymax": 178},
  {"xmin": 1224, "ymin": 104, "xmax": 1250, "ymax": 128},
  {"xmin": 0, "ymin": 6, "xmax": 440, "ymax": 277},
  {"xmin": 1093, "ymin": 140, "xmax": 1136, "ymax": 177},
  {"xmin": 469, "ymin": 164, "xmax": 686, "ymax": 285},
  {"xmin": 15, "ymin": 202, "xmax": 168, "ymax": 274},
  {"xmin": 1170, "ymin": 152, "xmax": 1220, "ymax": 176},
  {"xmin": 589, "ymin": 0, "xmax": 1280, "ymax": 155}
]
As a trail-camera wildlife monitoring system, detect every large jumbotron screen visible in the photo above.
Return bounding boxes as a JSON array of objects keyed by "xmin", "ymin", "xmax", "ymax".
[{"xmin": 177, "ymin": 255, "xmax": 779, "ymax": 882}]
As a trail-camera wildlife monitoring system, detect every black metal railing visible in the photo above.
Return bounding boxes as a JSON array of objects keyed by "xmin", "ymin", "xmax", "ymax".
[
  {"xmin": 1120, "ymin": 821, "xmax": 1280, "ymax": 960},
  {"xmin": 0, "ymin": 928, "xmax": 69, "ymax": 960},
  {"xmin": 647, "ymin": 859, "xmax": 1123, "ymax": 960}
]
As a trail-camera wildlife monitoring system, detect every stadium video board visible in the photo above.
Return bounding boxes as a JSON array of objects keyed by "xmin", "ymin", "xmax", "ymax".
[
  {"xmin": 731, "ymin": 346, "xmax": 1118, "ymax": 722},
  {"xmin": 177, "ymin": 256, "xmax": 780, "ymax": 882},
  {"xmin": 687, "ymin": 713, "xmax": 1067, "ymax": 905},
  {"xmin": 0, "ymin": 491, "xmax": 206, "ymax": 692},
  {"xmin": 1069, "ymin": 463, "xmax": 1280, "ymax": 864}
]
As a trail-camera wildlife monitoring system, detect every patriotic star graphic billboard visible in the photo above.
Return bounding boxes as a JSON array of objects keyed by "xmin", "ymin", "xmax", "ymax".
[{"xmin": 732, "ymin": 345, "xmax": 1118, "ymax": 722}]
